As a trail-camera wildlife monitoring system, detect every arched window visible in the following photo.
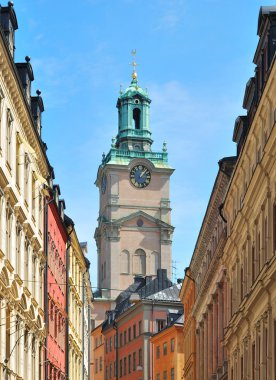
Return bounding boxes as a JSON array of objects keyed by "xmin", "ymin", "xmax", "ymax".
[
  {"xmin": 150, "ymin": 251, "xmax": 160, "ymax": 275},
  {"xmin": 134, "ymin": 249, "xmax": 146, "ymax": 275},
  {"xmin": 120, "ymin": 250, "xmax": 130, "ymax": 274},
  {"xmin": 133, "ymin": 108, "xmax": 141, "ymax": 129}
]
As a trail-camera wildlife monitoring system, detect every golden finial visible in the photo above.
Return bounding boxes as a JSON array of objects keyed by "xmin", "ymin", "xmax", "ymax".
[{"xmin": 130, "ymin": 49, "xmax": 138, "ymax": 79}]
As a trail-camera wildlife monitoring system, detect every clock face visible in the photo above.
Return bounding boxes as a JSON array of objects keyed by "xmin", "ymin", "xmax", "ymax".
[
  {"xmin": 130, "ymin": 165, "xmax": 151, "ymax": 188},
  {"xmin": 101, "ymin": 174, "xmax": 107, "ymax": 194}
]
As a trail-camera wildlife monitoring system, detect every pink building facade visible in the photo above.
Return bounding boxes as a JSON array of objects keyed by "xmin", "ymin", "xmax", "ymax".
[{"xmin": 45, "ymin": 184, "xmax": 67, "ymax": 380}]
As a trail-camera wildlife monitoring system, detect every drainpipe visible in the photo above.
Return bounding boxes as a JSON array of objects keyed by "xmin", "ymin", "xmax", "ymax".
[
  {"xmin": 44, "ymin": 196, "xmax": 49, "ymax": 380},
  {"xmin": 113, "ymin": 321, "xmax": 118, "ymax": 380},
  {"xmin": 82, "ymin": 272, "xmax": 85, "ymax": 380},
  {"xmin": 65, "ymin": 236, "xmax": 72, "ymax": 380},
  {"xmin": 65, "ymin": 220, "xmax": 74, "ymax": 380},
  {"xmin": 88, "ymin": 302, "xmax": 91, "ymax": 380},
  {"xmin": 151, "ymin": 300, "xmax": 154, "ymax": 380}
]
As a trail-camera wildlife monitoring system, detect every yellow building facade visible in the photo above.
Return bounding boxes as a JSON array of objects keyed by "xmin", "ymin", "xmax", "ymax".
[
  {"xmin": 223, "ymin": 7, "xmax": 276, "ymax": 379},
  {"xmin": 180, "ymin": 269, "xmax": 196, "ymax": 380},
  {"xmin": 180, "ymin": 7, "xmax": 276, "ymax": 380},
  {"xmin": 0, "ymin": 3, "xmax": 50, "ymax": 380},
  {"xmin": 65, "ymin": 217, "xmax": 87, "ymax": 380}
]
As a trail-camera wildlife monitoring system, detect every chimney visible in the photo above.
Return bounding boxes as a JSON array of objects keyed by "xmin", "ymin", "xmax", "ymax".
[
  {"xmin": 232, "ymin": 116, "xmax": 248, "ymax": 156},
  {"xmin": 0, "ymin": 2, "xmax": 18, "ymax": 58},
  {"xmin": 145, "ymin": 276, "xmax": 152, "ymax": 285},
  {"xmin": 15, "ymin": 56, "xmax": 34, "ymax": 105},
  {"xmin": 156, "ymin": 268, "xmax": 170, "ymax": 291},
  {"xmin": 134, "ymin": 275, "xmax": 144, "ymax": 285},
  {"xmin": 31, "ymin": 89, "xmax": 44, "ymax": 136},
  {"xmin": 53, "ymin": 184, "xmax": 60, "ymax": 206},
  {"xmin": 59, "ymin": 199, "xmax": 66, "ymax": 221}
]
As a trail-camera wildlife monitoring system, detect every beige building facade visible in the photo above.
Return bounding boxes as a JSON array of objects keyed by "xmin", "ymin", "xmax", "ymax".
[
  {"xmin": 184, "ymin": 157, "xmax": 235, "ymax": 380},
  {"xmin": 223, "ymin": 7, "xmax": 276, "ymax": 379},
  {"xmin": 65, "ymin": 217, "xmax": 87, "ymax": 380},
  {"xmin": 0, "ymin": 3, "xmax": 50, "ymax": 380}
]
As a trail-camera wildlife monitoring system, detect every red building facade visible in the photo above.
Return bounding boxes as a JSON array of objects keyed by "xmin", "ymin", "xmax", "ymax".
[{"xmin": 45, "ymin": 184, "xmax": 68, "ymax": 380}]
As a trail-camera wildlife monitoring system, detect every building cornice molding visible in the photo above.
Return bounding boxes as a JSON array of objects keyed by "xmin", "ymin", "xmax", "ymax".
[{"xmin": 0, "ymin": 39, "xmax": 50, "ymax": 179}]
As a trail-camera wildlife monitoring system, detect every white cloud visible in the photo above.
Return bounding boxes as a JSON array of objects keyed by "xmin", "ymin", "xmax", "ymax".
[{"xmin": 152, "ymin": 0, "xmax": 186, "ymax": 31}]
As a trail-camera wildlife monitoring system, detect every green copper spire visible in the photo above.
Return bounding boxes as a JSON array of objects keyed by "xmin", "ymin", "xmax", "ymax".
[
  {"xmin": 100, "ymin": 51, "xmax": 170, "ymax": 169},
  {"xmin": 115, "ymin": 50, "xmax": 152, "ymax": 152}
]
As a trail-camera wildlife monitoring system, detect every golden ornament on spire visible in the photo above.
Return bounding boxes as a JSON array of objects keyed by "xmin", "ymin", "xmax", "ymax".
[{"xmin": 130, "ymin": 49, "xmax": 138, "ymax": 79}]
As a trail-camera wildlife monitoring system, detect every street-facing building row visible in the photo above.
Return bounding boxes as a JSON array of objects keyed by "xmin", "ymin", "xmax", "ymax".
[
  {"xmin": 0, "ymin": 3, "xmax": 92, "ymax": 380},
  {"xmin": 180, "ymin": 5, "xmax": 276, "ymax": 380},
  {"xmin": 90, "ymin": 5, "xmax": 276, "ymax": 380}
]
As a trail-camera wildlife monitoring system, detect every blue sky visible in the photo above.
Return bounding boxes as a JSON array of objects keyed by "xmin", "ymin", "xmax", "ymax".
[{"xmin": 13, "ymin": 0, "xmax": 275, "ymax": 284}]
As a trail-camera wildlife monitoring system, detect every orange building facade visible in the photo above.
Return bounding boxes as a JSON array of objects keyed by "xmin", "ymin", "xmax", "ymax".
[
  {"xmin": 151, "ymin": 315, "xmax": 184, "ymax": 380},
  {"xmin": 91, "ymin": 324, "xmax": 105, "ymax": 380}
]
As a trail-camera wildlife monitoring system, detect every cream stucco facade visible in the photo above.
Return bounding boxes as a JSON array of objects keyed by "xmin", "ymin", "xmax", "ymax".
[
  {"xmin": 0, "ymin": 4, "xmax": 50, "ymax": 380},
  {"xmin": 223, "ymin": 40, "xmax": 276, "ymax": 380}
]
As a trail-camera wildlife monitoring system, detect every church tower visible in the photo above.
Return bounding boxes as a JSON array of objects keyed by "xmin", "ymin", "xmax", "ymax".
[{"xmin": 94, "ymin": 55, "xmax": 174, "ymax": 302}]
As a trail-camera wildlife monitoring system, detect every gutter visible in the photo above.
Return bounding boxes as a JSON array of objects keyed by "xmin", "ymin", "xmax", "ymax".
[
  {"xmin": 65, "ymin": 236, "xmax": 72, "ymax": 379},
  {"xmin": 82, "ymin": 272, "xmax": 85, "ymax": 380},
  {"xmin": 43, "ymin": 197, "xmax": 50, "ymax": 380}
]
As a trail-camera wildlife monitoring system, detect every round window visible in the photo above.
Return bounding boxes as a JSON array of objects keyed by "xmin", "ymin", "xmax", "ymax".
[{"xmin": 137, "ymin": 219, "xmax": 144, "ymax": 227}]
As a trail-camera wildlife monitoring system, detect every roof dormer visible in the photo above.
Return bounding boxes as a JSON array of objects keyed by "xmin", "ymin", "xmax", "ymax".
[{"xmin": 0, "ymin": 2, "xmax": 18, "ymax": 58}]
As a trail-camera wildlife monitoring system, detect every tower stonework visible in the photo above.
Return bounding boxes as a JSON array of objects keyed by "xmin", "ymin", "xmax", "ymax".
[{"xmin": 94, "ymin": 70, "xmax": 174, "ymax": 311}]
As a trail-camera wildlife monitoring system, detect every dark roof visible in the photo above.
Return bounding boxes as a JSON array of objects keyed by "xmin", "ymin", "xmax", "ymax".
[
  {"xmin": 114, "ymin": 278, "xmax": 146, "ymax": 315},
  {"xmin": 138, "ymin": 269, "xmax": 172, "ymax": 299},
  {"xmin": 102, "ymin": 269, "xmax": 177, "ymax": 331},
  {"xmin": 64, "ymin": 214, "xmax": 74, "ymax": 228},
  {"xmin": 175, "ymin": 313, "xmax": 184, "ymax": 324},
  {"xmin": 258, "ymin": 6, "xmax": 276, "ymax": 35},
  {"xmin": 146, "ymin": 283, "xmax": 181, "ymax": 301}
]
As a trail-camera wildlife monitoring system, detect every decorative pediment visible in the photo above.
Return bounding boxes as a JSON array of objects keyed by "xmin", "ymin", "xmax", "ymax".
[
  {"xmin": 23, "ymin": 220, "xmax": 35, "ymax": 239},
  {"xmin": 0, "ymin": 167, "xmax": 8, "ymax": 189},
  {"xmin": 14, "ymin": 205, "xmax": 27, "ymax": 225},
  {"xmin": 0, "ymin": 267, "xmax": 10, "ymax": 288},
  {"xmin": 10, "ymin": 280, "xmax": 19, "ymax": 301},
  {"xmin": 113, "ymin": 210, "xmax": 174, "ymax": 231},
  {"xmin": 4, "ymin": 185, "xmax": 18, "ymax": 207}
]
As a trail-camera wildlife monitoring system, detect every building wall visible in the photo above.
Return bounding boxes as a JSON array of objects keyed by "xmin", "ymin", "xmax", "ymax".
[
  {"xmin": 46, "ymin": 198, "xmax": 67, "ymax": 379},
  {"xmin": 67, "ymin": 229, "xmax": 86, "ymax": 380},
  {"xmin": 151, "ymin": 324, "xmax": 184, "ymax": 380},
  {"xmin": 103, "ymin": 326, "xmax": 117, "ymax": 380},
  {"xmin": 0, "ymin": 4, "xmax": 50, "ymax": 380},
  {"xmin": 223, "ymin": 39, "xmax": 276, "ymax": 380},
  {"xmin": 91, "ymin": 324, "xmax": 105, "ymax": 380},
  {"xmin": 96, "ymin": 161, "xmax": 173, "ymax": 300},
  {"xmin": 102, "ymin": 300, "xmax": 183, "ymax": 380},
  {"xmin": 180, "ymin": 273, "xmax": 196, "ymax": 380},
  {"xmin": 184, "ymin": 158, "xmax": 234, "ymax": 380},
  {"xmin": 83, "ymin": 264, "xmax": 92, "ymax": 380}
]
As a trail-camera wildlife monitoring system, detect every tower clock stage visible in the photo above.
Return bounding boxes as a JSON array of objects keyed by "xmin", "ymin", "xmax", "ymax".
[{"xmin": 94, "ymin": 60, "xmax": 174, "ymax": 311}]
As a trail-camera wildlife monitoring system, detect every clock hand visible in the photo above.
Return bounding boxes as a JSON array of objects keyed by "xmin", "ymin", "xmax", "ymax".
[{"xmin": 140, "ymin": 169, "xmax": 147, "ymax": 178}]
